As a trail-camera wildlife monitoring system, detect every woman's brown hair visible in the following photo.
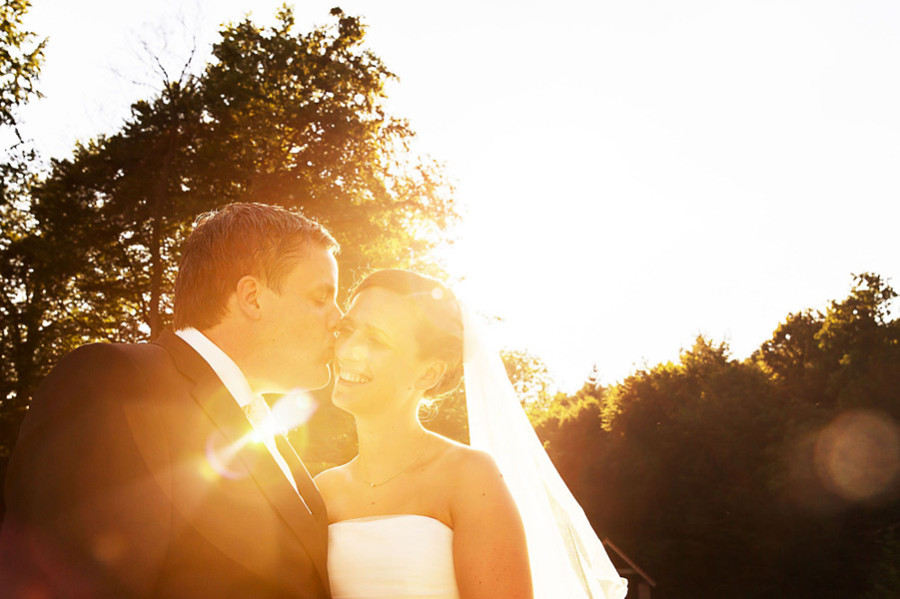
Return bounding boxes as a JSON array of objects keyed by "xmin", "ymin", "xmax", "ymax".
[{"xmin": 350, "ymin": 269, "xmax": 463, "ymax": 398}]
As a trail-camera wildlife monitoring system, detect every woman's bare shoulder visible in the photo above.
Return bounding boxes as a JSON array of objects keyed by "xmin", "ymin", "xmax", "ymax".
[{"xmin": 428, "ymin": 434, "xmax": 502, "ymax": 488}]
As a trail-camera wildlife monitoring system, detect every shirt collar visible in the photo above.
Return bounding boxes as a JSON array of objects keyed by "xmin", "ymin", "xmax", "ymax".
[{"xmin": 175, "ymin": 327, "xmax": 255, "ymax": 408}]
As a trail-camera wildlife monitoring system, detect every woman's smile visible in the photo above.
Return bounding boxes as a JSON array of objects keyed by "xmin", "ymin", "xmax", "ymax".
[{"xmin": 337, "ymin": 367, "xmax": 371, "ymax": 385}]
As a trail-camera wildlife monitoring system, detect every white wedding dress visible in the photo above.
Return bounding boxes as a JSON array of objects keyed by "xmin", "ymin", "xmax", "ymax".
[{"xmin": 328, "ymin": 514, "xmax": 460, "ymax": 599}]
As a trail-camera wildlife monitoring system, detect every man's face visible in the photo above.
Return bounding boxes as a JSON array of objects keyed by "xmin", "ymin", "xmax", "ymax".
[{"xmin": 255, "ymin": 244, "xmax": 341, "ymax": 393}]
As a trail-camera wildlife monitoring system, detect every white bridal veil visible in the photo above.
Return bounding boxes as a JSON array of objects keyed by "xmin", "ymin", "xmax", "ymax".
[{"xmin": 461, "ymin": 305, "xmax": 628, "ymax": 599}]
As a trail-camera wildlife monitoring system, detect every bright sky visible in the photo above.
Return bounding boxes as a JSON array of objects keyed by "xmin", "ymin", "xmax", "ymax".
[{"xmin": 18, "ymin": 0, "xmax": 900, "ymax": 391}]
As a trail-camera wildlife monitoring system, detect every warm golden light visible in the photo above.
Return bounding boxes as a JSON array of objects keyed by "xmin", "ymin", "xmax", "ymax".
[
  {"xmin": 204, "ymin": 433, "xmax": 251, "ymax": 480},
  {"xmin": 203, "ymin": 392, "xmax": 317, "ymax": 479},
  {"xmin": 267, "ymin": 390, "xmax": 318, "ymax": 434}
]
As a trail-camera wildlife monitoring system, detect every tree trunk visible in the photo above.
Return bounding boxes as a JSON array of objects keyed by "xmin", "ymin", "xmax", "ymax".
[{"xmin": 148, "ymin": 141, "xmax": 173, "ymax": 340}]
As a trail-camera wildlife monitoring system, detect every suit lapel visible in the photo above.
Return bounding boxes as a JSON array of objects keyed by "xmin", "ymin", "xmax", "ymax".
[
  {"xmin": 275, "ymin": 434, "xmax": 328, "ymax": 525},
  {"xmin": 154, "ymin": 331, "xmax": 330, "ymax": 590}
]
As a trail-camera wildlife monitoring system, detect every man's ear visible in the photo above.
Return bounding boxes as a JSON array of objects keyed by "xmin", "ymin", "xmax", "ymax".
[
  {"xmin": 416, "ymin": 359, "xmax": 448, "ymax": 393},
  {"xmin": 233, "ymin": 275, "xmax": 264, "ymax": 320}
]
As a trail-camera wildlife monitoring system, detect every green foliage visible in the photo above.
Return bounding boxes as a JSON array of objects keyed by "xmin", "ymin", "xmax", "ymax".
[
  {"xmin": 501, "ymin": 348, "xmax": 552, "ymax": 407},
  {"xmin": 527, "ymin": 274, "xmax": 900, "ymax": 598},
  {"xmin": 753, "ymin": 273, "xmax": 900, "ymax": 416},
  {"xmin": 530, "ymin": 383, "xmax": 609, "ymax": 521},
  {"xmin": 195, "ymin": 7, "xmax": 454, "ymax": 276},
  {"xmin": 33, "ymin": 6, "xmax": 451, "ymax": 340},
  {"xmin": 0, "ymin": 0, "xmax": 44, "ymax": 463},
  {"xmin": 816, "ymin": 273, "xmax": 900, "ymax": 413},
  {"xmin": 0, "ymin": 0, "xmax": 44, "ymax": 130}
]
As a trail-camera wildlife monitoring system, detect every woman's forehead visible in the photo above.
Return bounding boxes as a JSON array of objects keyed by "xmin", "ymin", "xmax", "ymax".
[{"xmin": 347, "ymin": 287, "xmax": 418, "ymax": 328}]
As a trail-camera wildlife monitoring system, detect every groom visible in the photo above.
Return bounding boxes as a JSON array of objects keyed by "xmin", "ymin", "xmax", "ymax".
[{"xmin": 0, "ymin": 203, "xmax": 341, "ymax": 598}]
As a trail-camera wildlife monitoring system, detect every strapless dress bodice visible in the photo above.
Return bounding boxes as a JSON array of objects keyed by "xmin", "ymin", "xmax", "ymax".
[{"xmin": 328, "ymin": 514, "xmax": 460, "ymax": 599}]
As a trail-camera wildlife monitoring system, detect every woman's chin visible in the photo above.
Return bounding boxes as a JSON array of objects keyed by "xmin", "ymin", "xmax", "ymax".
[{"xmin": 331, "ymin": 383, "xmax": 366, "ymax": 414}]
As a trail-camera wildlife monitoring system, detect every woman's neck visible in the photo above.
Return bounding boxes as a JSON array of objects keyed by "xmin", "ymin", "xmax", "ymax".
[{"xmin": 354, "ymin": 405, "xmax": 430, "ymax": 480}]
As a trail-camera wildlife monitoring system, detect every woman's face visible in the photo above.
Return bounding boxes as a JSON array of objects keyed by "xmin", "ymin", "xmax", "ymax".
[{"xmin": 332, "ymin": 287, "xmax": 438, "ymax": 415}]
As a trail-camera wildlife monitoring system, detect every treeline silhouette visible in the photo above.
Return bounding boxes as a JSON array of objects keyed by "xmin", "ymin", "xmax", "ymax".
[{"xmin": 529, "ymin": 273, "xmax": 900, "ymax": 598}]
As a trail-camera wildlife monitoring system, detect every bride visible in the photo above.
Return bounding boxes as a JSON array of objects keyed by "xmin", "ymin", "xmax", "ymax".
[{"xmin": 315, "ymin": 269, "xmax": 627, "ymax": 599}]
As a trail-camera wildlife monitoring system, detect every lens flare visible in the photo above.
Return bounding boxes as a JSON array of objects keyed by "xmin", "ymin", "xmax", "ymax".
[
  {"xmin": 204, "ymin": 433, "xmax": 251, "ymax": 480},
  {"xmin": 203, "ymin": 393, "xmax": 317, "ymax": 479},
  {"xmin": 814, "ymin": 409, "xmax": 900, "ymax": 503},
  {"xmin": 268, "ymin": 390, "xmax": 318, "ymax": 434}
]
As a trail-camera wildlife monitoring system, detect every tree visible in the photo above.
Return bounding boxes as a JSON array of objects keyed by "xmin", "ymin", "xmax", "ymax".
[
  {"xmin": 529, "ymin": 382, "xmax": 611, "ymax": 523},
  {"xmin": 0, "ymin": 0, "xmax": 44, "ymax": 130},
  {"xmin": 13, "ymin": 5, "xmax": 455, "ymax": 381},
  {"xmin": 529, "ymin": 274, "xmax": 900, "ymax": 598},
  {"xmin": 0, "ymin": 7, "xmax": 456, "ymax": 503},
  {"xmin": 754, "ymin": 273, "xmax": 900, "ymax": 415},
  {"xmin": 752, "ymin": 308, "xmax": 828, "ymax": 407},
  {"xmin": 532, "ymin": 338, "xmax": 798, "ymax": 597},
  {"xmin": 502, "ymin": 348, "xmax": 553, "ymax": 407},
  {"xmin": 815, "ymin": 273, "xmax": 900, "ymax": 414},
  {"xmin": 193, "ymin": 7, "xmax": 454, "ymax": 277},
  {"xmin": 0, "ymin": 0, "xmax": 44, "ymax": 468}
]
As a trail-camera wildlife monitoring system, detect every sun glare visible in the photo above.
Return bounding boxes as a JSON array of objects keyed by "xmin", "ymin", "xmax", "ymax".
[
  {"xmin": 205, "ymin": 433, "xmax": 250, "ymax": 480},
  {"xmin": 203, "ymin": 391, "xmax": 318, "ymax": 480},
  {"xmin": 435, "ymin": 202, "xmax": 605, "ymax": 393},
  {"xmin": 265, "ymin": 391, "xmax": 318, "ymax": 436}
]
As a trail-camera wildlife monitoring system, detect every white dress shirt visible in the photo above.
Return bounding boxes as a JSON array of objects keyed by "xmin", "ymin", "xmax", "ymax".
[{"xmin": 175, "ymin": 328, "xmax": 300, "ymax": 495}]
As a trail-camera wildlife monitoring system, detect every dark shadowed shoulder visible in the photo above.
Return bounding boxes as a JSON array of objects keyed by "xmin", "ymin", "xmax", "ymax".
[
  {"xmin": 31, "ymin": 341, "xmax": 172, "ymax": 412},
  {"xmin": 0, "ymin": 340, "xmax": 180, "ymax": 596},
  {"xmin": 45, "ymin": 340, "xmax": 172, "ymax": 381},
  {"xmin": 8, "ymin": 340, "xmax": 181, "ymax": 470}
]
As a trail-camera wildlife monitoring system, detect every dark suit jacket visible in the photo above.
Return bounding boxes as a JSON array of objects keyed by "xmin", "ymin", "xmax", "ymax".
[{"xmin": 0, "ymin": 331, "xmax": 331, "ymax": 598}]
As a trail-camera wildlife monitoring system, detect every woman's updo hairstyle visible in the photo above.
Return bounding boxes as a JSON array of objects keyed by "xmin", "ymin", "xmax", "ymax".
[{"xmin": 349, "ymin": 269, "xmax": 464, "ymax": 398}]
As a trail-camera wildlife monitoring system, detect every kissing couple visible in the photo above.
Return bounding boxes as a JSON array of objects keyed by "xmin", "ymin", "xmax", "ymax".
[{"xmin": 0, "ymin": 203, "xmax": 627, "ymax": 599}]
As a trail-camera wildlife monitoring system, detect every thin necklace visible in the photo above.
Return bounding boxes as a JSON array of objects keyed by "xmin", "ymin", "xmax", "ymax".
[{"xmin": 359, "ymin": 437, "xmax": 430, "ymax": 488}]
